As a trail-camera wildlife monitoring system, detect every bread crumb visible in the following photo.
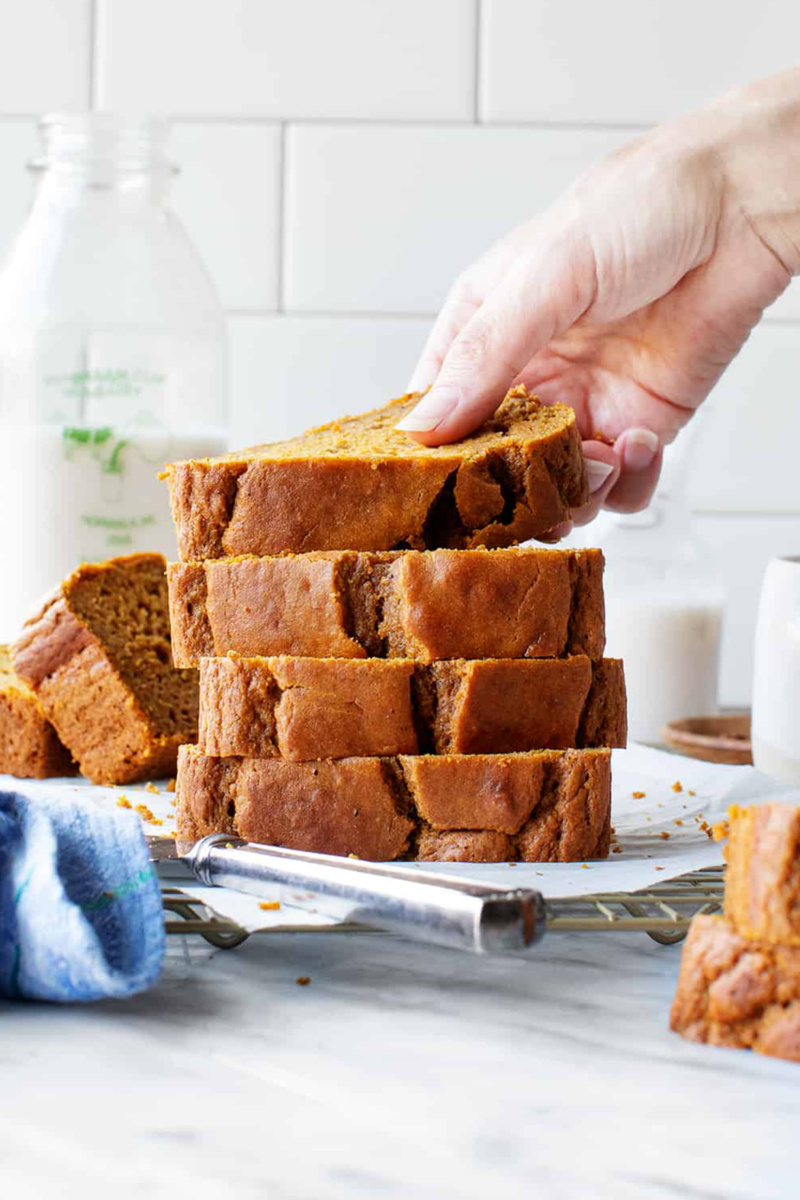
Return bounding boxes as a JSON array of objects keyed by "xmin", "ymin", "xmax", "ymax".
[
  {"xmin": 506, "ymin": 861, "xmax": 517, "ymax": 867},
  {"xmin": 659, "ymin": 831, "xmax": 671, "ymax": 840},
  {"xmin": 655, "ymin": 865, "xmax": 665, "ymax": 871},
  {"xmin": 145, "ymin": 782, "xmax": 159, "ymax": 794},
  {"xmin": 348, "ymin": 852, "xmax": 360, "ymax": 859},
  {"xmin": 134, "ymin": 804, "xmax": 155, "ymax": 821},
  {"xmin": 259, "ymin": 901, "xmax": 281, "ymax": 911},
  {"xmin": 673, "ymin": 819, "xmax": 683, "ymax": 827},
  {"xmin": 672, "ymin": 781, "xmax": 683, "ymax": 793},
  {"xmin": 713, "ymin": 818, "xmax": 729, "ymax": 841},
  {"xmin": 296, "ymin": 976, "xmax": 311, "ymax": 987},
  {"xmin": 116, "ymin": 797, "xmax": 132, "ymax": 809},
  {"xmin": 580, "ymin": 863, "xmax": 589, "ymax": 869},
  {"xmin": 612, "ymin": 845, "xmax": 623, "ymax": 854},
  {"xmin": 632, "ymin": 791, "xmax": 646, "ymax": 799},
  {"xmin": 688, "ymin": 789, "xmax": 696, "ymax": 796}
]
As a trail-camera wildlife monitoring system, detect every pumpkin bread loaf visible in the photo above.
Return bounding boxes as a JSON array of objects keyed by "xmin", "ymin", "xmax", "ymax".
[
  {"xmin": 670, "ymin": 914, "xmax": 800, "ymax": 1061},
  {"xmin": 197, "ymin": 654, "xmax": 626, "ymax": 760},
  {"xmin": 168, "ymin": 547, "xmax": 605, "ymax": 668},
  {"xmin": 722, "ymin": 803, "xmax": 800, "ymax": 946},
  {"xmin": 11, "ymin": 554, "xmax": 199, "ymax": 786},
  {"xmin": 0, "ymin": 645, "xmax": 74, "ymax": 779},
  {"xmin": 176, "ymin": 744, "xmax": 611, "ymax": 863},
  {"xmin": 165, "ymin": 387, "xmax": 587, "ymax": 561}
]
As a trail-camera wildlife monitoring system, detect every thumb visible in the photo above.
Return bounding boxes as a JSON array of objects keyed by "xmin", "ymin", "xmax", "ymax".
[{"xmin": 396, "ymin": 232, "xmax": 595, "ymax": 445}]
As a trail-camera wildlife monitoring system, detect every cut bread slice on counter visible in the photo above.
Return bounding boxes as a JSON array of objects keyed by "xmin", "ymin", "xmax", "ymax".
[
  {"xmin": 176, "ymin": 744, "xmax": 611, "ymax": 863},
  {"xmin": 0, "ymin": 645, "xmax": 74, "ymax": 779},
  {"xmin": 670, "ymin": 914, "xmax": 800, "ymax": 1061},
  {"xmin": 11, "ymin": 554, "xmax": 198, "ymax": 786},
  {"xmin": 165, "ymin": 386, "xmax": 587, "ymax": 560},
  {"xmin": 197, "ymin": 654, "xmax": 626, "ymax": 760},
  {"xmin": 721, "ymin": 803, "xmax": 800, "ymax": 947},
  {"xmin": 168, "ymin": 546, "xmax": 605, "ymax": 667}
]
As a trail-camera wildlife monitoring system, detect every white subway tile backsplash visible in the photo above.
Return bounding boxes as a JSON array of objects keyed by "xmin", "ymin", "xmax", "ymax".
[
  {"xmin": 0, "ymin": 0, "xmax": 90, "ymax": 113},
  {"xmin": 170, "ymin": 124, "xmax": 281, "ymax": 311},
  {"xmin": 481, "ymin": 0, "xmax": 800, "ymax": 125},
  {"xmin": 693, "ymin": 513, "xmax": 800, "ymax": 707},
  {"xmin": 686, "ymin": 322, "xmax": 800, "ymax": 513},
  {"xmin": 284, "ymin": 124, "xmax": 632, "ymax": 314},
  {"xmin": 0, "ymin": 122, "xmax": 38, "ymax": 268},
  {"xmin": 227, "ymin": 314, "xmax": 429, "ymax": 448},
  {"xmin": 96, "ymin": 0, "xmax": 476, "ymax": 120}
]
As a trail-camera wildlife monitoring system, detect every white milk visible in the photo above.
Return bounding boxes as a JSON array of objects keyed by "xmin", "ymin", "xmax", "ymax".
[
  {"xmin": 604, "ymin": 588, "xmax": 723, "ymax": 745},
  {"xmin": 752, "ymin": 556, "xmax": 800, "ymax": 786},
  {"xmin": 0, "ymin": 424, "xmax": 226, "ymax": 638}
]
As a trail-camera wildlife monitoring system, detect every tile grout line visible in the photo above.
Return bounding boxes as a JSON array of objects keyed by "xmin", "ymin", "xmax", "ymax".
[
  {"xmin": 88, "ymin": 0, "xmax": 98, "ymax": 109},
  {"xmin": 473, "ymin": 0, "xmax": 482, "ymax": 123},
  {"xmin": 276, "ymin": 122, "xmax": 288, "ymax": 313}
]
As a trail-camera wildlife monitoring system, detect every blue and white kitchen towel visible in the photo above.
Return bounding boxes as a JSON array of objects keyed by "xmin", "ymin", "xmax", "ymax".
[{"xmin": 0, "ymin": 789, "xmax": 164, "ymax": 1002}]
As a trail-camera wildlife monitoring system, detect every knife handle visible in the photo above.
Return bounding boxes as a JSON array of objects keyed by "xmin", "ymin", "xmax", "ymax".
[{"xmin": 186, "ymin": 835, "xmax": 546, "ymax": 956}]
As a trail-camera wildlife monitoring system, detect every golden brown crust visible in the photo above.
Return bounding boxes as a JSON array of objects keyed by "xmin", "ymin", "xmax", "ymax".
[
  {"xmin": 723, "ymin": 804, "xmax": 800, "ymax": 946},
  {"xmin": 168, "ymin": 547, "xmax": 605, "ymax": 668},
  {"xmin": 11, "ymin": 554, "xmax": 198, "ymax": 785},
  {"xmin": 197, "ymin": 654, "xmax": 625, "ymax": 760},
  {"xmin": 670, "ymin": 914, "xmax": 800, "ymax": 1061},
  {"xmin": 176, "ymin": 745, "xmax": 611, "ymax": 863},
  {"xmin": 0, "ymin": 646, "xmax": 74, "ymax": 779},
  {"xmin": 166, "ymin": 389, "xmax": 587, "ymax": 560}
]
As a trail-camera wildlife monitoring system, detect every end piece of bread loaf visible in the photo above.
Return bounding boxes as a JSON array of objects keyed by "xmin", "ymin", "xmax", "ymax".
[
  {"xmin": 0, "ymin": 645, "xmax": 74, "ymax": 779},
  {"xmin": 165, "ymin": 387, "xmax": 587, "ymax": 560},
  {"xmin": 722, "ymin": 803, "xmax": 800, "ymax": 946},
  {"xmin": 11, "ymin": 554, "xmax": 198, "ymax": 786},
  {"xmin": 176, "ymin": 744, "xmax": 611, "ymax": 863},
  {"xmin": 670, "ymin": 914, "xmax": 800, "ymax": 1061},
  {"xmin": 168, "ymin": 547, "xmax": 604, "ymax": 668},
  {"xmin": 197, "ymin": 654, "xmax": 626, "ymax": 760}
]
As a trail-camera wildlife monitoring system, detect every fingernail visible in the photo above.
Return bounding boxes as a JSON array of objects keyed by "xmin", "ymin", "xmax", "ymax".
[
  {"xmin": 621, "ymin": 428, "xmax": 660, "ymax": 471},
  {"xmin": 395, "ymin": 387, "xmax": 460, "ymax": 433},
  {"xmin": 585, "ymin": 460, "xmax": 614, "ymax": 492}
]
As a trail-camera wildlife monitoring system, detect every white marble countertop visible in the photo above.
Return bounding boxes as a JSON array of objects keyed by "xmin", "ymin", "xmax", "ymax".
[{"xmin": 2, "ymin": 923, "xmax": 797, "ymax": 1200}]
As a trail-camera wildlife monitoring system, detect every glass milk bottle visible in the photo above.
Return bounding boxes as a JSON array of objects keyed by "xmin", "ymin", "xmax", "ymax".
[
  {"xmin": 564, "ymin": 435, "xmax": 725, "ymax": 744},
  {"xmin": 0, "ymin": 114, "xmax": 227, "ymax": 637}
]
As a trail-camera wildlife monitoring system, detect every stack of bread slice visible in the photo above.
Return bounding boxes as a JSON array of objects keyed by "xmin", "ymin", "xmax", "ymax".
[
  {"xmin": 165, "ymin": 387, "xmax": 627, "ymax": 863},
  {"xmin": 671, "ymin": 803, "xmax": 800, "ymax": 1060}
]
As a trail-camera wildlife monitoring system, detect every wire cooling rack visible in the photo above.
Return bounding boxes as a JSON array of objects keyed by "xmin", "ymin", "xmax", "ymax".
[{"xmin": 162, "ymin": 866, "xmax": 724, "ymax": 950}]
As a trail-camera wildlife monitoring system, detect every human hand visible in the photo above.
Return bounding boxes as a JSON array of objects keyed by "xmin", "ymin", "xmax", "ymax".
[{"xmin": 399, "ymin": 71, "xmax": 800, "ymax": 531}]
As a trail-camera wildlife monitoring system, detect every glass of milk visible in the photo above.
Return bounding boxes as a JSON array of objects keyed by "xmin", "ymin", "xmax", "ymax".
[
  {"xmin": 562, "ymin": 434, "xmax": 725, "ymax": 745},
  {"xmin": 0, "ymin": 114, "xmax": 228, "ymax": 637},
  {"xmin": 752, "ymin": 557, "xmax": 800, "ymax": 786}
]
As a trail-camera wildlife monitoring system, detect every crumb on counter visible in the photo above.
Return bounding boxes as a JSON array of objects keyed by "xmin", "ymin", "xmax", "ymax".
[
  {"xmin": 674, "ymin": 819, "xmax": 683, "ymax": 827},
  {"xmin": 145, "ymin": 782, "xmax": 159, "ymax": 795},
  {"xmin": 712, "ymin": 819, "xmax": 729, "ymax": 841},
  {"xmin": 655, "ymin": 866, "xmax": 665, "ymax": 871},
  {"xmin": 672, "ymin": 781, "xmax": 683, "ymax": 793},
  {"xmin": 116, "ymin": 797, "xmax": 131, "ymax": 809},
  {"xmin": 134, "ymin": 804, "xmax": 155, "ymax": 821},
  {"xmin": 688, "ymin": 789, "xmax": 696, "ymax": 796},
  {"xmin": 660, "ymin": 831, "xmax": 671, "ymax": 840},
  {"xmin": 296, "ymin": 976, "xmax": 311, "ymax": 987},
  {"xmin": 259, "ymin": 901, "xmax": 281, "ymax": 911},
  {"xmin": 165, "ymin": 778, "xmax": 176, "ymax": 793},
  {"xmin": 580, "ymin": 863, "xmax": 588, "ymax": 869},
  {"xmin": 632, "ymin": 791, "xmax": 646, "ymax": 799},
  {"xmin": 612, "ymin": 845, "xmax": 623, "ymax": 854}
]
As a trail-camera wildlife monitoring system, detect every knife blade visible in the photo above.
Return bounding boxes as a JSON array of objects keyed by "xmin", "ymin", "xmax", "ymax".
[{"xmin": 149, "ymin": 832, "xmax": 546, "ymax": 956}]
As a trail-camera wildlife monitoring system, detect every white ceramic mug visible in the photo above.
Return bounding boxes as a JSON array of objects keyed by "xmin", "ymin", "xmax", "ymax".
[{"xmin": 752, "ymin": 556, "xmax": 800, "ymax": 785}]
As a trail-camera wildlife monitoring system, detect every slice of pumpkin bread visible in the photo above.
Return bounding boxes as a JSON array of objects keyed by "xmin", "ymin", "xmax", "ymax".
[
  {"xmin": 168, "ymin": 547, "xmax": 605, "ymax": 667},
  {"xmin": 11, "ymin": 554, "xmax": 198, "ymax": 785},
  {"xmin": 165, "ymin": 386, "xmax": 587, "ymax": 560},
  {"xmin": 176, "ymin": 744, "xmax": 611, "ymax": 863},
  {"xmin": 197, "ymin": 654, "xmax": 626, "ymax": 760},
  {"xmin": 0, "ymin": 645, "xmax": 74, "ymax": 779},
  {"xmin": 721, "ymin": 803, "xmax": 800, "ymax": 947},
  {"xmin": 670, "ymin": 914, "xmax": 800, "ymax": 1062}
]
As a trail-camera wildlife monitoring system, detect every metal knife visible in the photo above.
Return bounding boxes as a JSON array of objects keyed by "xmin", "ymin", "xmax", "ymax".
[{"xmin": 149, "ymin": 833, "xmax": 547, "ymax": 956}]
